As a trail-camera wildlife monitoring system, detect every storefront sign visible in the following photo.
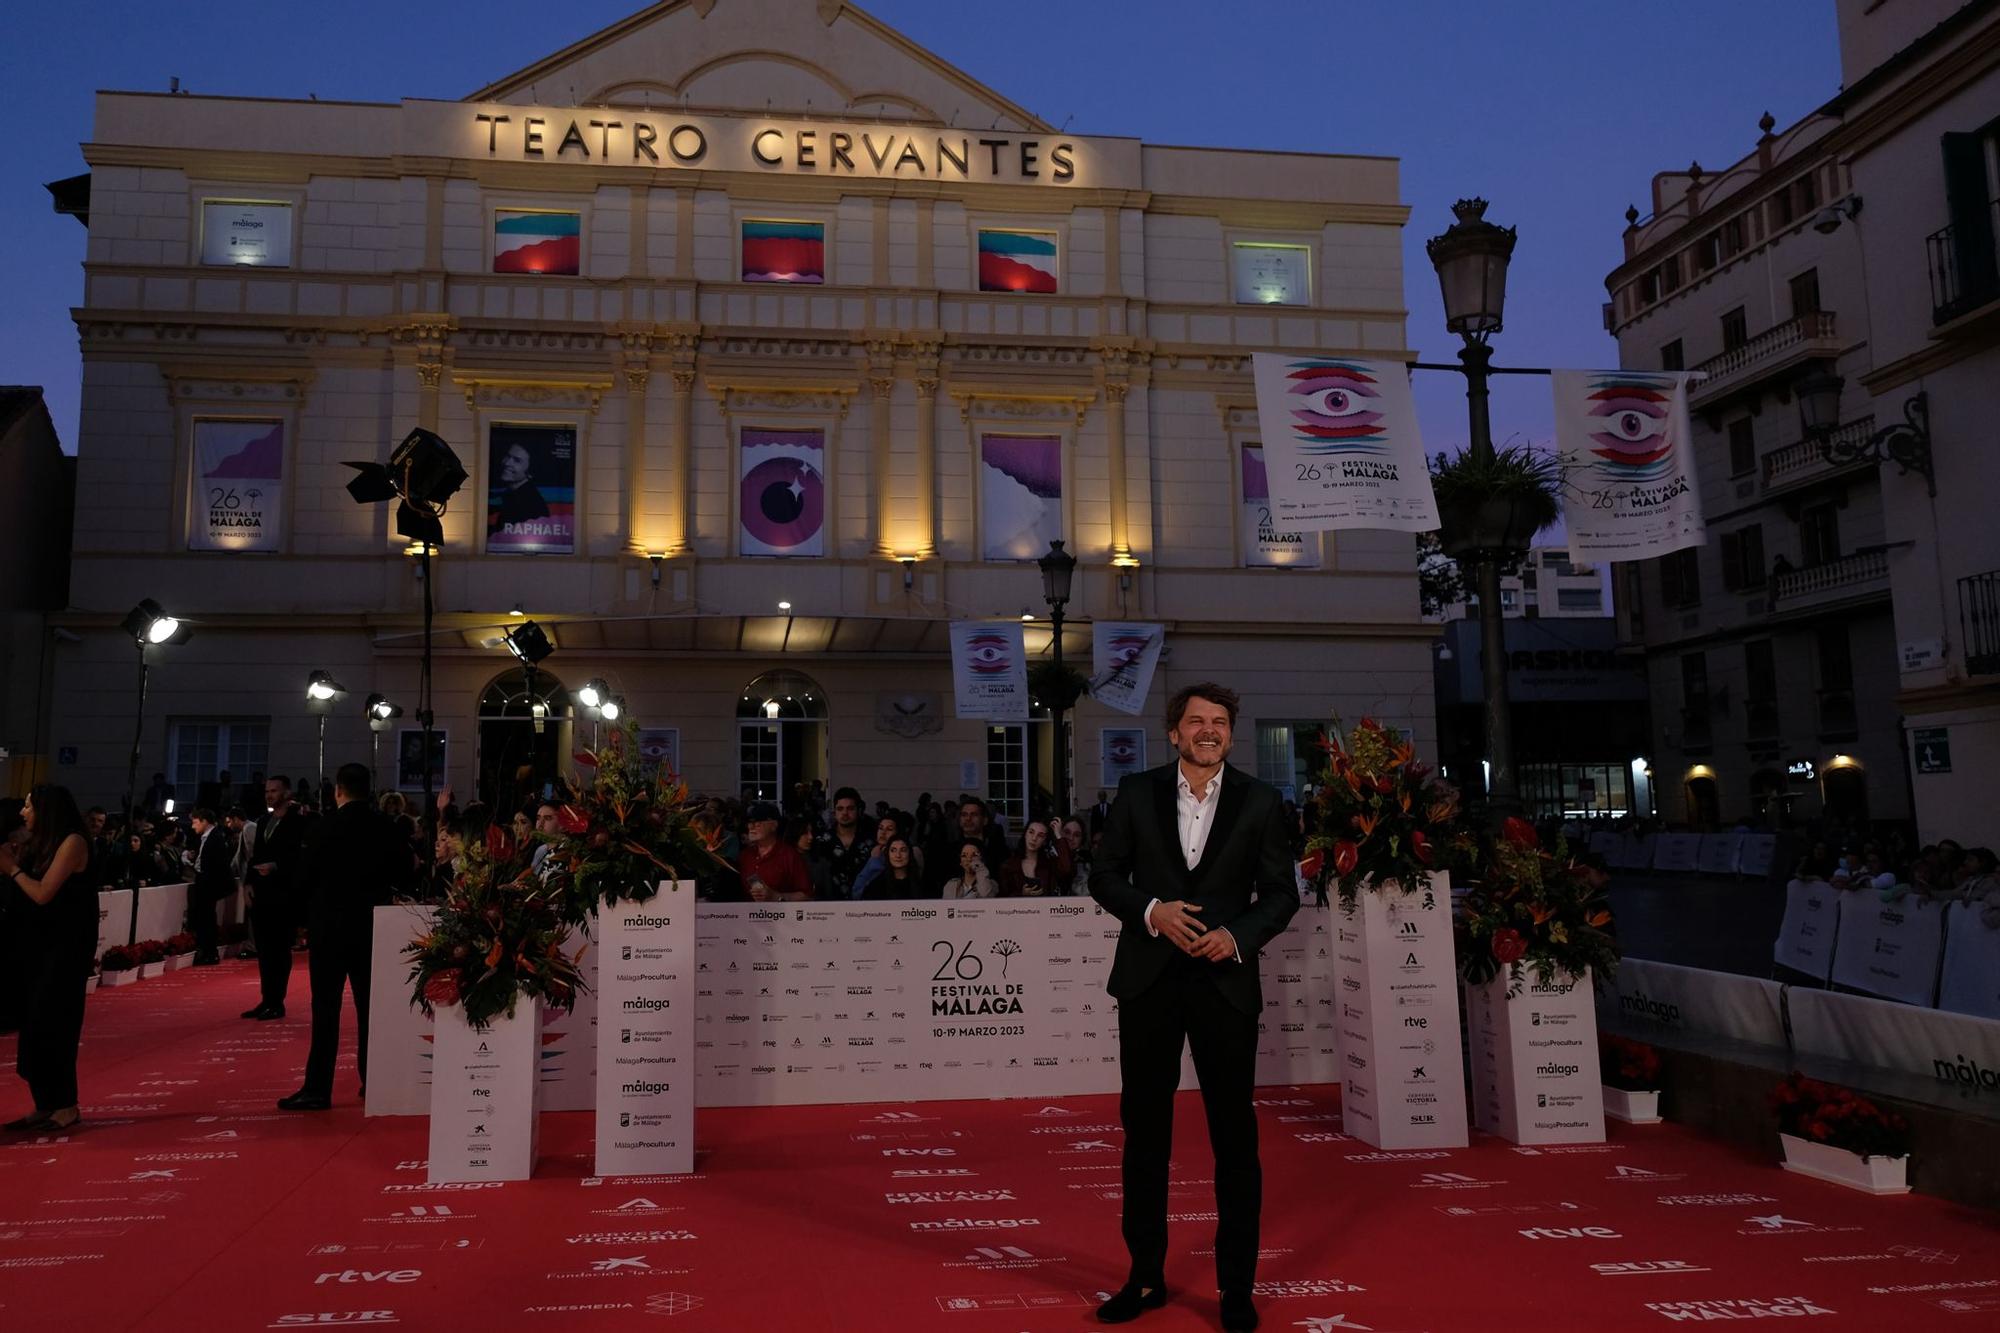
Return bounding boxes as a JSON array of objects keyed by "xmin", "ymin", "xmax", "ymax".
[{"xmin": 190, "ymin": 419, "xmax": 284, "ymax": 552}]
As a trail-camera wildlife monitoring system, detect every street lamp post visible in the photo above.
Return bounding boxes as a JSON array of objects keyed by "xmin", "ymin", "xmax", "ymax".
[
  {"xmin": 1425, "ymin": 198, "xmax": 1523, "ymax": 818},
  {"xmin": 1038, "ymin": 539, "xmax": 1078, "ymax": 820}
]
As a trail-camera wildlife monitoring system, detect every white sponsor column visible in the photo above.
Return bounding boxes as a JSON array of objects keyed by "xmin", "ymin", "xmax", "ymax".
[
  {"xmin": 595, "ymin": 884, "xmax": 697, "ymax": 1177},
  {"xmin": 1465, "ymin": 967, "xmax": 1605, "ymax": 1145},
  {"xmin": 1333, "ymin": 875, "xmax": 1468, "ymax": 1149},
  {"xmin": 427, "ymin": 1001, "xmax": 542, "ymax": 1182}
]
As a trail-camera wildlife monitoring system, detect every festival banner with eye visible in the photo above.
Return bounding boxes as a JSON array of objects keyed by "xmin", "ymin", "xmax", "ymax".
[
  {"xmin": 739, "ymin": 428, "xmax": 827, "ymax": 557},
  {"xmin": 1552, "ymin": 369, "xmax": 1705, "ymax": 561},
  {"xmin": 1250, "ymin": 354, "xmax": 1437, "ymax": 533}
]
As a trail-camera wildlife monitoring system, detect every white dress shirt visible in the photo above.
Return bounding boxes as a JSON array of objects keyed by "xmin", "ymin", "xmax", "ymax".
[{"xmin": 1145, "ymin": 764, "xmax": 1240, "ymax": 962}]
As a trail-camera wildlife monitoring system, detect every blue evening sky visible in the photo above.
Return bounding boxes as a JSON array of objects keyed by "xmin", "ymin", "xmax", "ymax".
[{"xmin": 1, "ymin": 1, "xmax": 1839, "ymax": 454}]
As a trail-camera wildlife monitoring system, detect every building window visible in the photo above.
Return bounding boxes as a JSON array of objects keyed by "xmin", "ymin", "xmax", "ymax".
[
  {"xmin": 1661, "ymin": 255, "xmax": 1681, "ymax": 293},
  {"xmin": 1661, "ymin": 547, "xmax": 1702, "ymax": 607},
  {"xmin": 1720, "ymin": 306, "xmax": 1748, "ymax": 352},
  {"xmin": 1800, "ymin": 503, "xmax": 1841, "ymax": 566},
  {"xmin": 1745, "ymin": 640, "xmax": 1778, "ymax": 739},
  {"xmin": 493, "ymin": 209, "xmax": 580, "ymax": 275},
  {"xmin": 1254, "ymin": 720, "xmax": 1326, "ymax": 800},
  {"xmin": 1641, "ymin": 270, "xmax": 1662, "ymax": 304},
  {"xmin": 1816, "ymin": 624, "xmax": 1857, "ymax": 737},
  {"xmin": 1694, "ymin": 232, "xmax": 1721, "ymax": 272},
  {"xmin": 977, "ymin": 229, "xmax": 1059, "ymax": 293},
  {"xmin": 1789, "ymin": 267, "xmax": 1822, "ymax": 317},
  {"xmin": 167, "ymin": 718, "xmax": 271, "ymax": 802},
  {"xmin": 1792, "ymin": 173, "xmax": 1821, "ymax": 218},
  {"xmin": 1721, "ymin": 524, "xmax": 1766, "ymax": 591},
  {"xmin": 1728, "ymin": 417, "xmax": 1756, "ymax": 476},
  {"xmin": 986, "ymin": 724, "xmax": 1029, "ymax": 828},
  {"xmin": 1721, "ymin": 216, "xmax": 1746, "ymax": 259},
  {"xmin": 1555, "ymin": 586, "xmax": 1603, "ymax": 612},
  {"xmin": 1660, "ymin": 338, "xmax": 1684, "ymax": 371},
  {"xmin": 1771, "ymin": 184, "xmax": 1796, "ymax": 229},
  {"xmin": 200, "ymin": 200, "xmax": 293, "ymax": 267},
  {"xmin": 1500, "ymin": 589, "xmax": 1519, "ymax": 612},
  {"xmin": 735, "ymin": 670, "xmax": 828, "ymax": 804},
  {"xmin": 741, "ymin": 219, "xmax": 825, "ymax": 284},
  {"xmin": 1232, "ymin": 242, "xmax": 1311, "ymax": 305},
  {"xmin": 1680, "ymin": 653, "xmax": 1711, "ymax": 747}
]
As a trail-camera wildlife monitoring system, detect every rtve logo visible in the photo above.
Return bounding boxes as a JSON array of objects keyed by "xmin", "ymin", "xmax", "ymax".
[
  {"xmin": 1518, "ymin": 1226, "xmax": 1622, "ymax": 1240},
  {"xmin": 314, "ymin": 1269, "xmax": 421, "ymax": 1284}
]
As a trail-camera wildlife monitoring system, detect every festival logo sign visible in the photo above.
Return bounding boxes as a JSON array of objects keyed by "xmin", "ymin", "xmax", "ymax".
[
  {"xmin": 1100, "ymin": 729, "xmax": 1147, "ymax": 785},
  {"xmin": 1553, "ymin": 370, "xmax": 1705, "ymax": 561},
  {"xmin": 948, "ymin": 621, "xmax": 1029, "ymax": 721},
  {"xmin": 739, "ymin": 428, "xmax": 826, "ymax": 557},
  {"xmin": 1251, "ymin": 354, "xmax": 1438, "ymax": 532},
  {"xmin": 486, "ymin": 424, "xmax": 576, "ymax": 554},
  {"xmin": 190, "ymin": 419, "xmax": 284, "ymax": 552},
  {"xmin": 980, "ymin": 434, "xmax": 1061, "ymax": 560},
  {"xmin": 741, "ymin": 219, "xmax": 824, "ymax": 283},
  {"xmin": 493, "ymin": 209, "xmax": 580, "ymax": 275},
  {"xmin": 977, "ymin": 229, "xmax": 1059, "ymax": 293},
  {"xmin": 1240, "ymin": 444, "xmax": 1317, "ymax": 567},
  {"xmin": 1088, "ymin": 622, "xmax": 1164, "ymax": 716},
  {"xmin": 200, "ymin": 200, "xmax": 292, "ymax": 267}
]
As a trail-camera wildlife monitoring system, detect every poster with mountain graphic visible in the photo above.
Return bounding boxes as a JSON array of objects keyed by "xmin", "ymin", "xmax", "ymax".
[
  {"xmin": 493, "ymin": 210, "xmax": 580, "ymax": 275},
  {"xmin": 980, "ymin": 434, "xmax": 1062, "ymax": 560},
  {"xmin": 977, "ymin": 229, "xmax": 1059, "ymax": 293},
  {"xmin": 190, "ymin": 419, "xmax": 284, "ymax": 551}
]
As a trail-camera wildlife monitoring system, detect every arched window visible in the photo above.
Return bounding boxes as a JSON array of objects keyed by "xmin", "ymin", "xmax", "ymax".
[
  {"xmin": 736, "ymin": 670, "xmax": 828, "ymax": 805},
  {"xmin": 478, "ymin": 667, "xmax": 571, "ymax": 814}
]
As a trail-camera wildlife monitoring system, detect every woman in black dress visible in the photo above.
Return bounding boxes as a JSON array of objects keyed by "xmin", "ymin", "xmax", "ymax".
[{"xmin": 0, "ymin": 784, "xmax": 98, "ymax": 1131}]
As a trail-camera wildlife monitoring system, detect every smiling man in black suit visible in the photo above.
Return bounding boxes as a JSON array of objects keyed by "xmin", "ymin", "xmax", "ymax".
[{"xmin": 1088, "ymin": 681, "xmax": 1300, "ymax": 1333}]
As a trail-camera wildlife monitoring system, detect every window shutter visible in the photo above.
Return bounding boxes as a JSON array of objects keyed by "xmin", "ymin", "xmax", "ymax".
[{"xmin": 1943, "ymin": 131, "xmax": 1999, "ymax": 302}]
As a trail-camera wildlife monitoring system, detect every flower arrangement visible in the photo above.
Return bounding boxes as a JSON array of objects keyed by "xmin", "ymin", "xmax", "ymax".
[
  {"xmin": 1770, "ymin": 1072, "xmax": 1910, "ymax": 1161},
  {"xmin": 544, "ymin": 723, "xmax": 729, "ymax": 918},
  {"xmin": 1298, "ymin": 718, "xmax": 1472, "ymax": 909},
  {"xmin": 99, "ymin": 945, "xmax": 137, "ymax": 973},
  {"xmin": 1455, "ymin": 817, "xmax": 1618, "ymax": 991},
  {"xmin": 134, "ymin": 939, "xmax": 167, "ymax": 965},
  {"xmin": 1601, "ymin": 1034, "xmax": 1662, "ymax": 1091},
  {"xmin": 165, "ymin": 931, "xmax": 196, "ymax": 955},
  {"xmin": 405, "ymin": 842, "xmax": 584, "ymax": 1032}
]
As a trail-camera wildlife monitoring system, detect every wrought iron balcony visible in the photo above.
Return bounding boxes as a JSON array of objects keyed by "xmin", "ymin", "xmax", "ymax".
[
  {"xmin": 1689, "ymin": 311, "xmax": 1841, "ymax": 407},
  {"xmin": 1761, "ymin": 416, "xmax": 1875, "ymax": 495},
  {"xmin": 1927, "ymin": 199, "xmax": 2000, "ymax": 326},
  {"xmin": 1963, "ymin": 569, "xmax": 2000, "ymax": 677},
  {"xmin": 1773, "ymin": 549, "xmax": 1888, "ymax": 605}
]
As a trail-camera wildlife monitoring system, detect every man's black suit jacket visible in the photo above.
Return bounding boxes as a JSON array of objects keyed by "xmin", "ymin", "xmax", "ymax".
[
  {"xmin": 1088, "ymin": 762, "xmax": 1300, "ymax": 1016},
  {"xmin": 191, "ymin": 827, "xmax": 235, "ymax": 906},
  {"xmin": 303, "ymin": 801, "xmax": 410, "ymax": 941}
]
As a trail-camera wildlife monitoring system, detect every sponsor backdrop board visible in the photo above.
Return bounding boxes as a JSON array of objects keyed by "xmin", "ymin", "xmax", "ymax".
[
  {"xmin": 1465, "ymin": 967, "xmax": 1605, "ymax": 1145},
  {"xmin": 1773, "ymin": 879, "xmax": 1842, "ymax": 981},
  {"xmin": 427, "ymin": 1002, "xmax": 542, "ymax": 1182},
  {"xmin": 365, "ymin": 904, "xmax": 596, "ymax": 1117},
  {"xmin": 1829, "ymin": 894, "xmax": 1946, "ymax": 1007},
  {"xmin": 1332, "ymin": 876, "xmax": 1469, "ymax": 1150},
  {"xmin": 595, "ymin": 887, "xmax": 698, "ymax": 1177},
  {"xmin": 1938, "ymin": 901, "xmax": 2000, "ymax": 1020},
  {"xmin": 97, "ymin": 889, "xmax": 134, "ymax": 957}
]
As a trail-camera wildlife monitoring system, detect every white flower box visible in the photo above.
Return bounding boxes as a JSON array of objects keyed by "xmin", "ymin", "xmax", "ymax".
[
  {"xmin": 137, "ymin": 960, "xmax": 167, "ymax": 979},
  {"xmin": 427, "ymin": 1000, "xmax": 543, "ymax": 1183},
  {"xmin": 101, "ymin": 969, "xmax": 139, "ymax": 988},
  {"xmin": 166, "ymin": 952, "xmax": 194, "ymax": 972},
  {"xmin": 1779, "ymin": 1132, "xmax": 1910, "ymax": 1195},
  {"xmin": 1602, "ymin": 1086, "xmax": 1662, "ymax": 1124}
]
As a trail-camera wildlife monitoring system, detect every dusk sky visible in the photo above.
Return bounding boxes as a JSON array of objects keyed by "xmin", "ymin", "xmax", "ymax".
[{"xmin": 2, "ymin": 0, "xmax": 1839, "ymax": 456}]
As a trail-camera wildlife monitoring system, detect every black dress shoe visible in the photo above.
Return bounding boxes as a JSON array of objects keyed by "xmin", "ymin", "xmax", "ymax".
[
  {"xmin": 192, "ymin": 952, "xmax": 220, "ymax": 966},
  {"xmin": 1220, "ymin": 1289, "xmax": 1259, "ymax": 1332},
  {"xmin": 255, "ymin": 1005, "xmax": 286, "ymax": 1021},
  {"xmin": 1096, "ymin": 1281, "xmax": 1168, "ymax": 1324},
  {"xmin": 241, "ymin": 1003, "xmax": 270, "ymax": 1019},
  {"xmin": 278, "ymin": 1091, "xmax": 332, "ymax": 1111},
  {"xmin": 3, "ymin": 1111, "xmax": 49, "ymax": 1131}
]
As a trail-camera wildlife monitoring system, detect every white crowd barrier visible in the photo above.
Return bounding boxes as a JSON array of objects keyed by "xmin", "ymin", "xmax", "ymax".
[
  {"xmin": 1772, "ymin": 879, "xmax": 1841, "ymax": 982},
  {"xmin": 1595, "ymin": 957, "xmax": 1786, "ymax": 1048},
  {"xmin": 1651, "ymin": 833, "xmax": 1701, "ymax": 873},
  {"xmin": 1938, "ymin": 902, "xmax": 2000, "ymax": 1021},
  {"xmin": 1829, "ymin": 894, "xmax": 1948, "ymax": 1008},
  {"xmin": 132, "ymin": 882, "xmax": 190, "ymax": 944},
  {"xmin": 96, "ymin": 889, "xmax": 135, "ymax": 957}
]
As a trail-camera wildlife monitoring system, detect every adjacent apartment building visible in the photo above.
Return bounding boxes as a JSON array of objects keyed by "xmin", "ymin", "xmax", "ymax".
[{"xmin": 46, "ymin": 0, "xmax": 1430, "ymax": 822}]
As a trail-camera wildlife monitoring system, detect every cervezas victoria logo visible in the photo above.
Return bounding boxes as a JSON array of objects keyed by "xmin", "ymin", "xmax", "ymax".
[{"xmin": 1644, "ymin": 1297, "xmax": 1835, "ymax": 1322}]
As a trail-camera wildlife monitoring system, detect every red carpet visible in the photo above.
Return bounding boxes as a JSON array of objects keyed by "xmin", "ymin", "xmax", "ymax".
[{"xmin": 3, "ymin": 959, "xmax": 1998, "ymax": 1332}]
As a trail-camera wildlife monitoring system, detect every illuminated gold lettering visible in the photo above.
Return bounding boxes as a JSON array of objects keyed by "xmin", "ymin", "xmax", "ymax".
[
  {"xmin": 978, "ymin": 138, "xmax": 1007, "ymax": 175},
  {"xmin": 523, "ymin": 118, "xmax": 545, "ymax": 156},
  {"xmin": 862, "ymin": 133, "xmax": 896, "ymax": 171},
  {"xmin": 558, "ymin": 120, "xmax": 590, "ymax": 157},
  {"xmin": 797, "ymin": 130, "xmax": 816, "ymax": 169},
  {"xmin": 753, "ymin": 129, "xmax": 785, "ymax": 166},
  {"xmin": 668, "ymin": 124, "xmax": 706, "ymax": 164},
  {"xmin": 895, "ymin": 140, "xmax": 925, "ymax": 173},
  {"xmin": 1051, "ymin": 142, "xmax": 1075, "ymax": 182},
  {"xmin": 1019, "ymin": 139, "xmax": 1039, "ymax": 178},
  {"xmin": 830, "ymin": 132, "xmax": 855, "ymax": 171},
  {"xmin": 936, "ymin": 137, "xmax": 968, "ymax": 177},
  {"xmin": 591, "ymin": 120, "xmax": 623, "ymax": 157},
  {"xmin": 475, "ymin": 113, "xmax": 511, "ymax": 153},
  {"xmin": 634, "ymin": 122, "xmax": 659, "ymax": 162}
]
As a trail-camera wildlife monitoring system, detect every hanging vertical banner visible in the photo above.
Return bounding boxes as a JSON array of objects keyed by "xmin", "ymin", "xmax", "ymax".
[
  {"xmin": 949, "ymin": 621, "xmax": 1029, "ymax": 721},
  {"xmin": 980, "ymin": 433, "xmax": 1063, "ymax": 559},
  {"xmin": 1553, "ymin": 370, "xmax": 1705, "ymax": 560},
  {"xmin": 1251, "ymin": 354, "xmax": 1438, "ymax": 532},
  {"xmin": 487, "ymin": 423, "xmax": 576, "ymax": 554},
  {"xmin": 1240, "ymin": 444, "xmax": 1318, "ymax": 567},
  {"xmin": 190, "ymin": 419, "xmax": 284, "ymax": 552},
  {"xmin": 739, "ymin": 427, "xmax": 827, "ymax": 557},
  {"xmin": 1100, "ymin": 728, "xmax": 1148, "ymax": 785},
  {"xmin": 636, "ymin": 727, "xmax": 681, "ymax": 777},
  {"xmin": 1089, "ymin": 622, "xmax": 1165, "ymax": 716}
]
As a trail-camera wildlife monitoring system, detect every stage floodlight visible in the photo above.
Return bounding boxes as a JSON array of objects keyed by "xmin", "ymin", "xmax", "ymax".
[
  {"xmin": 600, "ymin": 696, "xmax": 623, "ymax": 722},
  {"xmin": 576, "ymin": 678, "xmax": 607, "ymax": 711},
  {"xmin": 121, "ymin": 598, "xmax": 191, "ymax": 646},
  {"xmin": 502, "ymin": 619, "xmax": 555, "ymax": 667}
]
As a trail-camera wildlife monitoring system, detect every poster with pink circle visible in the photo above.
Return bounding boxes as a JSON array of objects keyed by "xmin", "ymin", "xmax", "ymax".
[{"xmin": 740, "ymin": 428, "xmax": 826, "ymax": 557}]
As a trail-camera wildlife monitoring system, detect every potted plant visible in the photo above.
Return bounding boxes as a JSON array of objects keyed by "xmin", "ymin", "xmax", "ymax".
[
  {"xmin": 164, "ymin": 931, "xmax": 197, "ymax": 970},
  {"xmin": 544, "ymin": 723, "xmax": 731, "ymax": 920},
  {"xmin": 134, "ymin": 939, "xmax": 169, "ymax": 979},
  {"xmin": 1298, "ymin": 718, "xmax": 1473, "ymax": 912},
  {"xmin": 1770, "ymin": 1072, "xmax": 1911, "ymax": 1194},
  {"xmin": 1429, "ymin": 444, "xmax": 1562, "ymax": 560},
  {"xmin": 100, "ymin": 945, "xmax": 140, "ymax": 987},
  {"xmin": 1455, "ymin": 819, "xmax": 1620, "ymax": 994},
  {"xmin": 1601, "ymin": 1035, "xmax": 1663, "ymax": 1124}
]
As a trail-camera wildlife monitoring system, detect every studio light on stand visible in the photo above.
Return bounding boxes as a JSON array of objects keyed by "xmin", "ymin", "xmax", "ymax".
[
  {"xmin": 305, "ymin": 671, "xmax": 348, "ymax": 807},
  {"xmin": 365, "ymin": 692, "xmax": 403, "ymax": 790},
  {"xmin": 120, "ymin": 599, "xmax": 191, "ymax": 829},
  {"xmin": 344, "ymin": 427, "xmax": 467, "ymax": 870},
  {"xmin": 1038, "ymin": 538, "xmax": 1078, "ymax": 819},
  {"xmin": 503, "ymin": 619, "xmax": 556, "ymax": 734},
  {"xmin": 577, "ymin": 676, "xmax": 610, "ymax": 748}
]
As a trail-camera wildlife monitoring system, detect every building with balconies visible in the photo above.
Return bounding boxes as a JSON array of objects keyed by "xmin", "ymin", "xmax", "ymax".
[{"xmin": 1605, "ymin": 104, "xmax": 1901, "ymax": 829}]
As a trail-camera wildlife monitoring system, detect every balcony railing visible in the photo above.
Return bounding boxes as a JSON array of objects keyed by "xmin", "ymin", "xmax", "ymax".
[
  {"xmin": 1963, "ymin": 568, "xmax": 2000, "ymax": 677},
  {"xmin": 1761, "ymin": 416, "xmax": 1876, "ymax": 493},
  {"xmin": 1690, "ymin": 311, "xmax": 1840, "ymax": 404},
  {"xmin": 1927, "ymin": 198, "xmax": 2000, "ymax": 326},
  {"xmin": 1773, "ymin": 549, "xmax": 1888, "ymax": 603}
]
